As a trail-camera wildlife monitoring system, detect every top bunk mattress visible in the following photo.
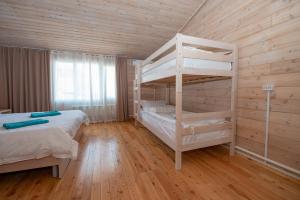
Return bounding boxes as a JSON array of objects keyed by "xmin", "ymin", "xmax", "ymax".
[{"xmin": 142, "ymin": 56, "xmax": 232, "ymax": 75}]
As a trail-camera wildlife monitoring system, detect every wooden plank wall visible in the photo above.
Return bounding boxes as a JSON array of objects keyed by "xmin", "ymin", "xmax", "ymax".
[
  {"xmin": 141, "ymin": 87, "xmax": 165, "ymax": 101},
  {"xmin": 127, "ymin": 61, "xmax": 166, "ymax": 117},
  {"xmin": 169, "ymin": 80, "xmax": 231, "ymax": 112},
  {"xmin": 180, "ymin": 0, "xmax": 300, "ymax": 170}
]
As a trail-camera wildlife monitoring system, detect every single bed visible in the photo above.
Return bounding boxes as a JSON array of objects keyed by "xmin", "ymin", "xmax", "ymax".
[
  {"xmin": 140, "ymin": 109, "xmax": 231, "ymax": 146},
  {"xmin": 138, "ymin": 101, "xmax": 233, "ymax": 154},
  {"xmin": 0, "ymin": 110, "xmax": 89, "ymax": 178}
]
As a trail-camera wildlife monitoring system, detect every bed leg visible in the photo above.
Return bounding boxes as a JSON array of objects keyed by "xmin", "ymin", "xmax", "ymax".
[
  {"xmin": 175, "ymin": 151, "xmax": 182, "ymax": 170},
  {"xmin": 230, "ymin": 142, "xmax": 235, "ymax": 156},
  {"xmin": 58, "ymin": 159, "xmax": 70, "ymax": 178},
  {"xmin": 52, "ymin": 159, "xmax": 70, "ymax": 178},
  {"xmin": 52, "ymin": 165, "xmax": 58, "ymax": 177}
]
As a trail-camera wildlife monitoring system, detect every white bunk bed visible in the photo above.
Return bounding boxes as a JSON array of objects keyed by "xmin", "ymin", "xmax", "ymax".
[{"xmin": 134, "ymin": 33, "xmax": 238, "ymax": 170}]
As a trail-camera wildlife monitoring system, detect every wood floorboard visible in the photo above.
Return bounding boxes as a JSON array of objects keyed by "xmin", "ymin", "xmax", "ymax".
[{"xmin": 0, "ymin": 121, "xmax": 299, "ymax": 200}]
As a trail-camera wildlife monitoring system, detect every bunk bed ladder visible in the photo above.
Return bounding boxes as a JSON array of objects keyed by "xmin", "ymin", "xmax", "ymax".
[
  {"xmin": 230, "ymin": 45, "xmax": 238, "ymax": 156},
  {"xmin": 175, "ymin": 33, "xmax": 183, "ymax": 170},
  {"xmin": 134, "ymin": 62, "xmax": 142, "ymax": 127}
]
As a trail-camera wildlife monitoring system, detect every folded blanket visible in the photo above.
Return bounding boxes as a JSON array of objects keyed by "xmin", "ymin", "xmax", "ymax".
[
  {"xmin": 30, "ymin": 111, "xmax": 61, "ymax": 118},
  {"xmin": 3, "ymin": 119, "xmax": 49, "ymax": 129}
]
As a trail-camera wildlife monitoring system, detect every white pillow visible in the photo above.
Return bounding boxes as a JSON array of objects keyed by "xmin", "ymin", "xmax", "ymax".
[
  {"xmin": 142, "ymin": 106, "xmax": 157, "ymax": 112},
  {"xmin": 140, "ymin": 100, "xmax": 166, "ymax": 108},
  {"xmin": 143, "ymin": 105, "xmax": 175, "ymax": 113},
  {"xmin": 155, "ymin": 105, "xmax": 175, "ymax": 113}
]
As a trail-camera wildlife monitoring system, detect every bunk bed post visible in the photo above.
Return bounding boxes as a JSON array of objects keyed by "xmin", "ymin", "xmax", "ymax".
[
  {"xmin": 230, "ymin": 45, "xmax": 238, "ymax": 155},
  {"xmin": 136, "ymin": 63, "xmax": 142, "ymax": 127},
  {"xmin": 133, "ymin": 79, "xmax": 138, "ymax": 126},
  {"xmin": 175, "ymin": 33, "xmax": 183, "ymax": 170},
  {"xmin": 165, "ymin": 83, "xmax": 170, "ymax": 104}
]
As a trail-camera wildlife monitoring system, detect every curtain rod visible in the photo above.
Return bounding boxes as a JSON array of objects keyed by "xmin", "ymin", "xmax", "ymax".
[
  {"xmin": 0, "ymin": 44, "xmax": 137, "ymax": 59},
  {"xmin": 51, "ymin": 49, "xmax": 136, "ymax": 59},
  {"xmin": 0, "ymin": 43, "xmax": 49, "ymax": 51},
  {"xmin": 51, "ymin": 49, "xmax": 118, "ymax": 57}
]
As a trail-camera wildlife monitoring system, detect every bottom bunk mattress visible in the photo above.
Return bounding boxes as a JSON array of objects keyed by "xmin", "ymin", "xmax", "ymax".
[{"xmin": 139, "ymin": 110, "xmax": 231, "ymax": 146}]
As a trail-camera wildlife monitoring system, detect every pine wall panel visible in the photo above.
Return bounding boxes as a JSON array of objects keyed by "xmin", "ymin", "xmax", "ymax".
[
  {"xmin": 181, "ymin": 0, "xmax": 300, "ymax": 169},
  {"xmin": 169, "ymin": 80, "xmax": 231, "ymax": 113}
]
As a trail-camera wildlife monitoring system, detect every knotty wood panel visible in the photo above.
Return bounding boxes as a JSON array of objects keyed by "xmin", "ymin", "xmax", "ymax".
[
  {"xmin": 128, "ymin": 59, "xmax": 166, "ymax": 117},
  {"xmin": 127, "ymin": 60, "xmax": 166, "ymax": 118},
  {"xmin": 169, "ymin": 79, "xmax": 231, "ymax": 112},
  {"xmin": 0, "ymin": 0, "xmax": 203, "ymax": 59},
  {"xmin": 181, "ymin": 0, "xmax": 300, "ymax": 169},
  {"xmin": 141, "ymin": 80, "xmax": 231, "ymax": 115},
  {"xmin": 141, "ymin": 86, "xmax": 165, "ymax": 101}
]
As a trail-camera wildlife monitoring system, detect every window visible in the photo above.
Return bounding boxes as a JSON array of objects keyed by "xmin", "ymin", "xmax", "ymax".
[{"xmin": 51, "ymin": 51, "xmax": 116, "ymax": 122}]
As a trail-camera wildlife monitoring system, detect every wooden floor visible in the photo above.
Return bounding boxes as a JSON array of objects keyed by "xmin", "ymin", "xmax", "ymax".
[{"xmin": 0, "ymin": 122, "xmax": 299, "ymax": 200}]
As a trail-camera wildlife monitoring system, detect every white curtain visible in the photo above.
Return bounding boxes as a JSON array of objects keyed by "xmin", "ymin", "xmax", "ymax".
[{"xmin": 50, "ymin": 51, "xmax": 116, "ymax": 122}]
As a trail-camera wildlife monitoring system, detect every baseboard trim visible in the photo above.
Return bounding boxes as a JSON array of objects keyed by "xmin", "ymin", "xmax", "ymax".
[{"xmin": 235, "ymin": 146, "xmax": 300, "ymax": 180}]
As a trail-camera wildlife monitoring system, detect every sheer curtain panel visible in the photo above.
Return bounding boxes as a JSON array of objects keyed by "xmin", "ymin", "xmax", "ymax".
[{"xmin": 50, "ymin": 51, "xmax": 116, "ymax": 122}]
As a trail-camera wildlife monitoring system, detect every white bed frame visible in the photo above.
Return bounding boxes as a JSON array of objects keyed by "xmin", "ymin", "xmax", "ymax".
[
  {"xmin": 0, "ymin": 124, "xmax": 85, "ymax": 178},
  {"xmin": 134, "ymin": 33, "xmax": 238, "ymax": 170}
]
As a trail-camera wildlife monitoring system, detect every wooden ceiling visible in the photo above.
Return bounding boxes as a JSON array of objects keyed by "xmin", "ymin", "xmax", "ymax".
[{"xmin": 0, "ymin": 0, "xmax": 203, "ymax": 59}]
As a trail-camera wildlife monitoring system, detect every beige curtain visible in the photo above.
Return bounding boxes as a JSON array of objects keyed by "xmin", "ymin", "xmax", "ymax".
[
  {"xmin": 116, "ymin": 57, "xmax": 129, "ymax": 121},
  {"xmin": 0, "ymin": 46, "xmax": 51, "ymax": 113}
]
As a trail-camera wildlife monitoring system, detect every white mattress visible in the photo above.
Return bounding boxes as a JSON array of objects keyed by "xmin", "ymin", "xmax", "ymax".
[
  {"xmin": 0, "ymin": 110, "xmax": 89, "ymax": 138},
  {"xmin": 0, "ymin": 110, "xmax": 89, "ymax": 165},
  {"xmin": 142, "ymin": 57, "xmax": 232, "ymax": 75},
  {"xmin": 140, "ymin": 110, "xmax": 231, "ymax": 146}
]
